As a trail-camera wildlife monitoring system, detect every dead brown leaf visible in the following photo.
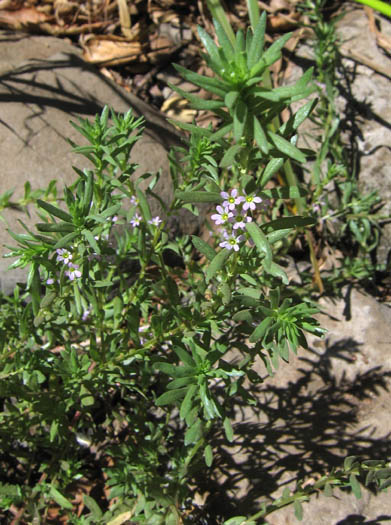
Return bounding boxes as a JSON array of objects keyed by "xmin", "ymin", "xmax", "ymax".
[
  {"xmin": 0, "ymin": 6, "xmax": 50, "ymax": 28},
  {"xmin": 81, "ymin": 33, "xmax": 142, "ymax": 64}
]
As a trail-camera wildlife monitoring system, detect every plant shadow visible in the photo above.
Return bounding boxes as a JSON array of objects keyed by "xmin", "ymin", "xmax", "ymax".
[{"xmin": 194, "ymin": 336, "xmax": 391, "ymax": 523}]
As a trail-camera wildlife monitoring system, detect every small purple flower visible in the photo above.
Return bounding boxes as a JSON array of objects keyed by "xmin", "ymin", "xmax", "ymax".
[
  {"xmin": 219, "ymin": 233, "xmax": 244, "ymax": 252},
  {"xmin": 130, "ymin": 196, "xmax": 139, "ymax": 206},
  {"xmin": 82, "ymin": 309, "xmax": 91, "ymax": 321},
  {"xmin": 46, "ymin": 278, "xmax": 55, "ymax": 285},
  {"xmin": 65, "ymin": 263, "xmax": 82, "ymax": 281},
  {"xmin": 148, "ymin": 216, "xmax": 162, "ymax": 227},
  {"xmin": 56, "ymin": 248, "xmax": 73, "ymax": 265},
  {"xmin": 130, "ymin": 213, "xmax": 142, "ymax": 228},
  {"xmin": 242, "ymin": 194, "xmax": 262, "ymax": 212},
  {"xmin": 111, "ymin": 215, "xmax": 118, "ymax": 223},
  {"xmin": 232, "ymin": 213, "xmax": 252, "ymax": 230},
  {"xmin": 220, "ymin": 189, "xmax": 244, "ymax": 211},
  {"xmin": 211, "ymin": 205, "xmax": 234, "ymax": 225}
]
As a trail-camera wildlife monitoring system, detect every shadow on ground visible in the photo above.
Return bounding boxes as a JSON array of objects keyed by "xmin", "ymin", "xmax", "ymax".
[{"xmin": 193, "ymin": 337, "xmax": 391, "ymax": 523}]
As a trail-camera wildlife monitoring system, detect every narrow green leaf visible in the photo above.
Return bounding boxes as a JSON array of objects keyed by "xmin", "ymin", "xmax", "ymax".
[
  {"xmin": 99, "ymin": 204, "xmax": 121, "ymax": 219},
  {"xmin": 156, "ymin": 387, "xmax": 188, "ymax": 406},
  {"xmin": 80, "ymin": 384, "xmax": 94, "ymax": 407},
  {"xmin": 232, "ymin": 309, "xmax": 253, "ymax": 323},
  {"xmin": 268, "ymin": 132, "xmax": 306, "ymax": 163},
  {"xmin": 200, "ymin": 383, "xmax": 220, "ymax": 419},
  {"xmin": 82, "ymin": 229, "xmax": 100, "ymax": 254},
  {"xmin": 374, "ymin": 468, "xmax": 391, "ymax": 479},
  {"xmin": 167, "ymin": 376, "xmax": 195, "ymax": 390},
  {"xmin": 220, "ymin": 144, "xmax": 242, "ymax": 167},
  {"xmin": 82, "ymin": 172, "xmax": 94, "ymax": 215},
  {"xmin": 94, "ymin": 280, "xmax": 114, "ymax": 288},
  {"xmin": 267, "ymin": 228, "xmax": 292, "ymax": 244},
  {"xmin": 247, "ymin": 0, "xmax": 260, "ymax": 30},
  {"xmin": 168, "ymin": 119, "xmax": 212, "ymax": 137},
  {"xmin": 173, "ymin": 346, "xmax": 196, "ymax": 367},
  {"xmin": 50, "ymin": 487, "xmax": 73, "ymax": 510},
  {"xmin": 37, "ymin": 199, "xmax": 73, "ymax": 223},
  {"xmin": 220, "ymin": 282, "xmax": 231, "ymax": 305},
  {"xmin": 248, "ymin": 11, "xmax": 266, "ymax": 69},
  {"xmin": 53, "ymin": 231, "xmax": 78, "ymax": 250},
  {"xmin": 246, "ymin": 222, "xmax": 272, "ymax": 268},
  {"xmin": 223, "ymin": 517, "xmax": 247, "ymax": 525},
  {"xmin": 344, "ymin": 456, "xmax": 357, "ymax": 471},
  {"xmin": 379, "ymin": 478, "xmax": 391, "ymax": 490},
  {"xmin": 214, "ymin": 19, "xmax": 235, "ymax": 61},
  {"xmin": 264, "ymin": 216, "xmax": 314, "ymax": 231},
  {"xmin": 30, "ymin": 264, "xmax": 41, "ymax": 316},
  {"xmin": 154, "ymin": 362, "xmax": 194, "ymax": 378},
  {"xmin": 41, "ymin": 291, "xmax": 56, "ymax": 309},
  {"xmin": 168, "ymin": 83, "xmax": 225, "ymax": 110},
  {"xmin": 259, "ymin": 158, "xmax": 284, "ymax": 187},
  {"xmin": 267, "ymin": 262, "xmax": 288, "ymax": 284},
  {"xmin": 237, "ymin": 287, "xmax": 261, "ymax": 300},
  {"xmin": 350, "ymin": 474, "xmax": 362, "ymax": 499},
  {"xmin": 180, "ymin": 384, "xmax": 197, "ymax": 420},
  {"xmin": 249, "ymin": 317, "xmax": 273, "ymax": 343},
  {"xmin": 175, "ymin": 191, "xmax": 221, "ymax": 204},
  {"xmin": 253, "ymin": 116, "xmax": 270, "ymax": 154},
  {"xmin": 260, "ymin": 186, "xmax": 308, "ymax": 200},
  {"xmin": 233, "ymin": 100, "xmax": 247, "ymax": 142},
  {"xmin": 173, "ymin": 63, "xmax": 228, "ymax": 97},
  {"xmin": 50, "ymin": 420, "xmax": 59, "ymax": 442},
  {"xmin": 323, "ymin": 482, "xmax": 333, "ymax": 497},
  {"xmin": 294, "ymin": 499, "xmax": 303, "ymax": 521},
  {"xmin": 192, "ymin": 236, "xmax": 217, "ymax": 261},
  {"xmin": 36, "ymin": 222, "xmax": 75, "ymax": 233},
  {"xmin": 83, "ymin": 495, "xmax": 103, "ymax": 519},
  {"xmin": 225, "ymin": 90, "xmax": 239, "ymax": 109},
  {"xmin": 206, "ymin": 248, "xmax": 232, "ymax": 283},
  {"xmin": 234, "ymin": 29, "xmax": 246, "ymax": 71},
  {"xmin": 136, "ymin": 188, "xmax": 151, "ymax": 221},
  {"xmin": 184, "ymin": 418, "xmax": 202, "ymax": 445},
  {"xmin": 223, "ymin": 417, "xmax": 234, "ymax": 442},
  {"xmin": 293, "ymin": 98, "xmax": 317, "ymax": 130},
  {"xmin": 198, "ymin": 26, "xmax": 225, "ymax": 70},
  {"xmin": 204, "ymin": 444, "xmax": 213, "ymax": 467},
  {"xmin": 259, "ymin": 32, "xmax": 292, "ymax": 68}
]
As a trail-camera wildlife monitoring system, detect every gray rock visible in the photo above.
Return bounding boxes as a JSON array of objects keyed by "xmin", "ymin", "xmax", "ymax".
[{"xmin": 0, "ymin": 31, "xmax": 199, "ymax": 294}]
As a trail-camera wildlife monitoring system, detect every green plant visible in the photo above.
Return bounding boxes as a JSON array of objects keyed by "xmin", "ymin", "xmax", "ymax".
[
  {"xmin": 297, "ymin": 0, "xmax": 386, "ymax": 290},
  {"xmin": 0, "ymin": 2, "xmax": 390, "ymax": 524}
]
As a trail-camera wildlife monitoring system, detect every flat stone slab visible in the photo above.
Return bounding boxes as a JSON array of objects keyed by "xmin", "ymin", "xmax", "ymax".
[{"xmin": 0, "ymin": 30, "xmax": 190, "ymax": 294}]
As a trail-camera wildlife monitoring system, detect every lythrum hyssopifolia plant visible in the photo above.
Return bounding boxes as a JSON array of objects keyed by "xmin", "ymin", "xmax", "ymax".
[{"xmin": 1, "ymin": 2, "xmax": 390, "ymax": 523}]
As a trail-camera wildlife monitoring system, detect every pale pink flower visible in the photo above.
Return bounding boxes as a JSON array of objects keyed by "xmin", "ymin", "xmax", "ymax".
[
  {"xmin": 65, "ymin": 263, "xmax": 82, "ymax": 281},
  {"xmin": 219, "ymin": 233, "xmax": 244, "ymax": 251},
  {"xmin": 56, "ymin": 248, "xmax": 73, "ymax": 265},
  {"xmin": 220, "ymin": 189, "xmax": 244, "ymax": 210},
  {"xmin": 211, "ymin": 205, "xmax": 234, "ymax": 225},
  {"xmin": 130, "ymin": 213, "xmax": 142, "ymax": 228},
  {"xmin": 148, "ymin": 216, "xmax": 162, "ymax": 227},
  {"xmin": 242, "ymin": 194, "xmax": 262, "ymax": 211}
]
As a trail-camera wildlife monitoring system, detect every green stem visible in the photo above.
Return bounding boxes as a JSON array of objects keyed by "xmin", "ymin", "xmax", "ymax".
[{"xmin": 353, "ymin": 0, "xmax": 391, "ymax": 16}]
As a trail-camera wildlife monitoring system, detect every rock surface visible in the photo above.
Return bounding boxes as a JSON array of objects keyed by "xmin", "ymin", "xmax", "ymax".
[{"xmin": 0, "ymin": 30, "xmax": 196, "ymax": 294}]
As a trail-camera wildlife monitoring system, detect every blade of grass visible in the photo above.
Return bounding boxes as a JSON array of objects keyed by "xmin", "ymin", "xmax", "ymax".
[{"xmin": 206, "ymin": 0, "xmax": 236, "ymax": 47}]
